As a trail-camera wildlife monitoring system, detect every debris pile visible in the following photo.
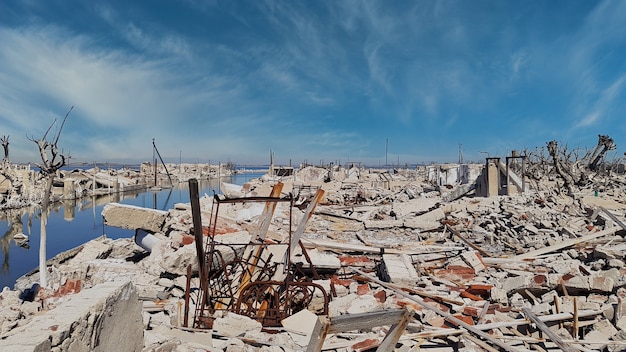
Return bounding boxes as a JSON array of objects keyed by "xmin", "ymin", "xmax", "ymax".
[{"xmin": 1, "ymin": 154, "xmax": 626, "ymax": 351}]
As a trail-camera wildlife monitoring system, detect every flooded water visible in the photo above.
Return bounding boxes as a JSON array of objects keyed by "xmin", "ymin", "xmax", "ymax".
[{"xmin": 0, "ymin": 173, "xmax": 265, "ymax": 289}]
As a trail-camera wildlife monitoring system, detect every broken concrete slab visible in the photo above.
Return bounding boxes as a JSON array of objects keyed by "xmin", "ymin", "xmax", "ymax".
[
  {"xmin": 404, "ymin": 207, "xmax": 445, "ymax": 231},
  {"xmin": 213, "ymin": 312, "xmax": 262, "ymax": 338},
  {"xmin": 102, "ymin": 202, "xmax": 168, "ymax": 232},
  {"xmin": 0, "ymin": 280, "xmax": 142, "ymax": 352}
]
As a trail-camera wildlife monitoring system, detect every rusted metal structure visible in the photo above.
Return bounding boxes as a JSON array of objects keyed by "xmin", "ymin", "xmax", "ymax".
[{"xmin": 186, "ymin": 179, "xmax": 328, "ymax": 328}]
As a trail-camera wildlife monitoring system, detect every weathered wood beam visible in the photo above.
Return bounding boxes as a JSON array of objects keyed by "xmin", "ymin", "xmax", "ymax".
[
  {"xmin": 307, "ymin": 308, "xmax": 411, "ymax": 352},
  {"xmin": 515, "ymin": 226, "xmax": 618, "ymax": 259}
]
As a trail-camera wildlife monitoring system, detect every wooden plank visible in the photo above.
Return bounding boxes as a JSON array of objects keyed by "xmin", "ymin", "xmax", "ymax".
[
  {"xmin": 301, "ymin": 238, "xmax": 465, "ymax": 255},
  {"xmin": 254, "ymin": 182, "xmax": 284, "ymax": 240},
  {"xmin": 377, "ymin": 309, "xmax": 412, "ymax": 352},
  {"xmin": 327, "ymin": 309, "xmax": 407, "ymax": 334},
  {"xmin": 290, "ymin": 189, "xmax": 325, "ymax": 259},
  {"xmin": 380, "ymin": 281, "xmax": 465, "ymax": 306},
  {"xmin": 516, "ymin": 226, "xmax": 618, "ymax": 259},
  {"xmin": 472, "ymin": 309, "xmax": 603, "ymax": 331}
]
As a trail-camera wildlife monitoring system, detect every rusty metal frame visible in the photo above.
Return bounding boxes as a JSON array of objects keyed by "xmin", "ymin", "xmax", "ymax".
[{"xmin": 187, "ymin": 180, "xmax": 328, "ymax": 329}]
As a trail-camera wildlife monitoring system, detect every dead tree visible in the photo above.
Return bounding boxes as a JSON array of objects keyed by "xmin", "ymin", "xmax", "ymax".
[
  {"xmin": 588, "ymin": 134, "xmax": 616, "ymax": 171},
  {"xmin": 1, "ymin": 135, "xmax": 8, "ymax": 162},
  {"xmin": 547, "ymin": 140, "xmax": 577, "ymax": 196},
  {"xmin": 27, "ymin": 106, "xmax": 73, "ymax": 288}
]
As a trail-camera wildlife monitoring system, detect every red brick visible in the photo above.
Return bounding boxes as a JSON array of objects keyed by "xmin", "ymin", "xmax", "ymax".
[
  {"xmin": 180, "ymin": 234, "xmax": 195, "ymax": 245},
  {"xmin": 357, "ymin": 283, "xmax": 370, "ymax": 295},
  {"xmin": 463, "ymin": 306, "xmax": 480, "ymax": 317},
  {"xmin": 339, "ymin": 256, "xmax": 373, "ymax": 266},
  {"xmin": 460, "ymin": 290, "xmax": 482, "ymax": 301},
  {"xmin": 396, "ymin": 299, "xmax": 421, "ymax": 311},
  {"xmin": 330, "ymin": 275, "xmax": 353, "ymax": 287},
  {"xmin": 373, "ymin": 290, "xmax": 386, "ymax": 303},
  {"xmin": 352, "ymin": 338, "xmax": 380, "ymax": 352},
  {"xmin": 447, "ymin": 314, "xmax": 474, "ymax": 327},
  {"xmin": 51, "ymin": 279, "xmax": 82, "ymax": 298},
  {"xmin": 434, "ymin": 265, "xmax": 476, "ymax": 282}
]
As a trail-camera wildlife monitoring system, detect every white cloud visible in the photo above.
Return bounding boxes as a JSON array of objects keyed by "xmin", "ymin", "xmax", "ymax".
[
  {"xmin": 576, "ymin": 111, "xmax": 601, "ymax": 128},
  {"xmin": 0, "ymin": 24, "xmax": 265, "ymax": 163},
  {"xmin": 573, "ymin": 75, "xmax": 626, "ymax": 129},
  {"xmin": 510, "ymin": 51, "xmax": 530, "ymax": 81}
]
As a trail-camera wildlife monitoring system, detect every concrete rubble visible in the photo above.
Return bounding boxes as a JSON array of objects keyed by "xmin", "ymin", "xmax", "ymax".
[
  {"xmin": 1, "ymin": 160, "xmax": 626, "ymax": 351},
  {"xmin": 0, "ymin": 161, "xmax": 234, "ymax": 210}
]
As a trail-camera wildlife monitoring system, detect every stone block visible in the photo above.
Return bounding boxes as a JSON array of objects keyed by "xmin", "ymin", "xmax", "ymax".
[
  {"xmin": 563, "ymin": 275, "xmax": 590, "ymax": 292},
  {"xmin": 590, "ymin": 275, "xmax": 614, "ymax": 293},
  {"xmin": 213, "ymin": 312, "xmax": 262, "ymax": 338},
  {"xmin": 71, "ymin": 238, "xmax": 112, "ymax": 263},
  {"xmin": 102, "ymin": 202, "xmax": 168, "ymax": 232},
  {"xmin": 0, "ymin": 280, "xmax": 143, "ymax": 352},
  {"xmin": 329, "ymin": 293, "xmax": 358, "ymax": 316},
  {"xmin": 382, "ymin": 254, "xmax": 419, "ymax": 287},
  {"xmin": 347, "ymin": 294, "xmax": 382, "ymax": 314},
  {"xmin": 460, "ymin": 250, "xmax": 486, "ymax": 272},
  {"xmin": 500, "ymin": 275, "xmax": 530, "ymax": 293}
]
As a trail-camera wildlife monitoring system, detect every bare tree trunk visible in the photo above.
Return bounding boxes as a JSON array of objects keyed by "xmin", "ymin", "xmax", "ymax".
[
  {"xmin": 29, "ymin": 106, "xmax": 72, "ymax": 288},
  {"xmin": 39, "ymin": 176, "xmax": 53, "ymax": 287},
  {"xmin": 547, "ymin": 141, "xmax": 576, "ymax": 196}
]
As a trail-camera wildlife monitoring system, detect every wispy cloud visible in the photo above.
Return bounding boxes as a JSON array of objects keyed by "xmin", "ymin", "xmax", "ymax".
[
  {"xmin": 574, "ymin": 75, "xmax": 626, "ymax": 128},
  {"xmin": 1, "ymin": 0, "xmax": 626, "ymax": 165},
  {"xmin": 0, "ymin": 23, "xmax": 262, "ymax": 162}
]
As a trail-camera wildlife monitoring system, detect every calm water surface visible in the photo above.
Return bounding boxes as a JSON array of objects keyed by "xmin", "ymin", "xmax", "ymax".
[{"xmin": 0, "ymin": 173, "xmax": 265, "ymax": 289}]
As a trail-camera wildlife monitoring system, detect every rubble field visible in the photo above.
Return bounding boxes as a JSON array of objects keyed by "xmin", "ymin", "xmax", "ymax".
[{"xmin": 2, "ymin": 163, "xmax": 626, "ymax": 352}]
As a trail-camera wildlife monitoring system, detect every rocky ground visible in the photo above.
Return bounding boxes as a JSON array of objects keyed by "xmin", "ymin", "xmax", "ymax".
[{"xmin": 1, "ymin": 164, "xmax": 626, "ymax": 351}]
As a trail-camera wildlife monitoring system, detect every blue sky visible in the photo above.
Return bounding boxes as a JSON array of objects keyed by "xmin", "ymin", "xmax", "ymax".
[{"xmin": 1, "ymin": 1, "xmax": 625, "ymax": 166}]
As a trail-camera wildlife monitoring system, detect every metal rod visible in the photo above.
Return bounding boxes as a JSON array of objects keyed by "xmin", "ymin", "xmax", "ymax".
[
  {"xmin": 184, "ymin": 264, "xmax": 191, "ymax": 327},
  {"xmin": 189, "ymin": 179, "xmax": 205, "ymax": 292}
]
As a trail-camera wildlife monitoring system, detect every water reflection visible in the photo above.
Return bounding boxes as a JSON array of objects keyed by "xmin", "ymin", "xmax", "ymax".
[
  {"xmin": 0, "ymin": 173, "xmax": 263, "ymax": 289},
  {"xmin": 1, "ymin": 209, "xmax": 26, "ymax": 272},
  {"xmin": 63, "ymin": 200, "xmax": 76, "ymax": 221}
]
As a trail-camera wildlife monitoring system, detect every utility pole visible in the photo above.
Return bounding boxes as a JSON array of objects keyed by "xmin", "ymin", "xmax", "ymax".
[{"xmin": 385, "ymin": 138, "xmax": 388, "ymax": 168}]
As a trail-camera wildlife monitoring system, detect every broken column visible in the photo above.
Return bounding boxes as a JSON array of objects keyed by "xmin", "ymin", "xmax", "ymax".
[{"xmin": 486, "ymin": 158, "xmax": 500, "ymax": 197}]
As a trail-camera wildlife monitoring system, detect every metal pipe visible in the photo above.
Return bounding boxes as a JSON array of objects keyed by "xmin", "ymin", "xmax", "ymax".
[{"xmin": 134, "ymin": 229, "xmax": 160, "ymax": 252}]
